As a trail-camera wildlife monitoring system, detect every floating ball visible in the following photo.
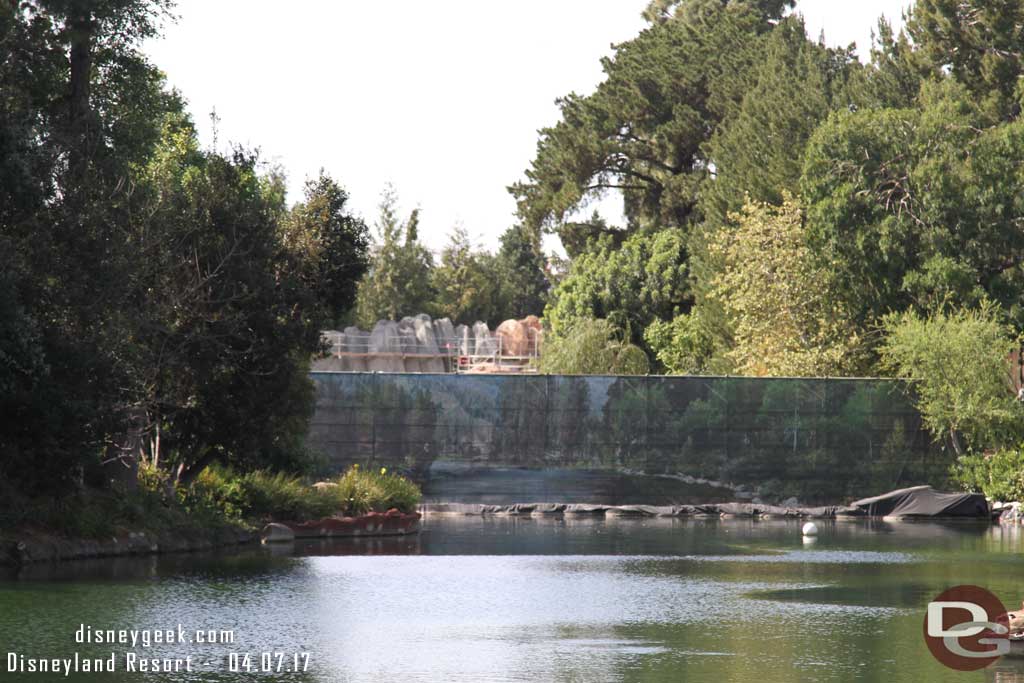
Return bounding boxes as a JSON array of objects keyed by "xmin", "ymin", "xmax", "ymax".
[{"xmin": 802, "ymin": 522, "xmax": 819, "ymax": 537}]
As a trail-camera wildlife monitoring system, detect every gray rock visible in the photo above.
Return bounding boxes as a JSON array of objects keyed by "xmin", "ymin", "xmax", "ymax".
[
  {"xmin": 261, "ymin": 523, "xmax": 295, "ymax": 544},
  {"xmin": 413, "ymin": 315, "xmax": 446, "ymax": 372},
  {"xmin": 343, "ymin": 326, "xmax": 370, "ymax": 354},
  {"xmin": 338, "ymin": 327, "xmax": 368, "ymax": 371},
  {"xmin": 369, "ymin": 320, "xmax": 400, "ymax": 353},
  {"xmin": 473, "ymin": 321, "xmax": 497, "ymax": 356},
  {"xmin": 412, "ymin": 313, "xmax": 436, "ymax": 347},
  {"xmin": 368, "ymin": 320, "xmax": 404, "ymax": 371},
  {"xmin": 397, "ymin": 317, "xmax": 417, "ymax": 345},
  {"xmin": 454, "ymin": 324, "xmax": 471, "ymax": 355},
  {"xmin": 433, "ymin": 318, "xmax": 457, "ymax": 354}
]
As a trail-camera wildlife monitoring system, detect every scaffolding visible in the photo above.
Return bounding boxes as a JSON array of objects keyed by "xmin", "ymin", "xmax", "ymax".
[{"xmin": 321, "ymin": 331, "xmax": 541, "ymax": 374}]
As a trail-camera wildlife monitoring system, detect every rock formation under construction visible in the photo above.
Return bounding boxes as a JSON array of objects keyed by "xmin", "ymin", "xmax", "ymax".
[{"xmin": 313, "ymin": 315, "xmax": 543, "ymax": 373}]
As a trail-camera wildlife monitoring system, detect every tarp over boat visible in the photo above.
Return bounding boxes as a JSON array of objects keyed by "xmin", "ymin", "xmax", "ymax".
[{"xmin": 848, "ymin": 485, "xmax": 989, "ymax": 518}]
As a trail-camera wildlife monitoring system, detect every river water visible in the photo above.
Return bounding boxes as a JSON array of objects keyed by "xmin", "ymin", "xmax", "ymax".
[{"xmin": 2, "ymin": 516, "xmax": 1024, "ymax": 682}]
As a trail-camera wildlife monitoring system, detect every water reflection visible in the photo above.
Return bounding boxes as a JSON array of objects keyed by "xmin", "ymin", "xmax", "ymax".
[{"xmin": 1, "ymin": 517, "xmax": 1023, "ymax": 682}]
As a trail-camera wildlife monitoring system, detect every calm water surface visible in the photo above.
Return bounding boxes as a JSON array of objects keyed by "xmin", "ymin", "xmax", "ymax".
[{"xmin": 3, "ymin": 516, "xmax": 1024, "ymax": 682}]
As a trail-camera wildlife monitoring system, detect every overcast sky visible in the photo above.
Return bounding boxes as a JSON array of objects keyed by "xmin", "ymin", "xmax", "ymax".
[{"xmin": 144, "ymin": 0, "xmax": 908, "ymax": 253}]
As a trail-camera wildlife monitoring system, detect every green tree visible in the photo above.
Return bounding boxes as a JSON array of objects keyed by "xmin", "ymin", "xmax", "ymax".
[
  {"xmin": 540, "ymin": 319, "xmax": 650, "ymax": 376},
  {"xmin": 644, "ymin": 308, "xmax": 723, "ymax": 375},
  {"xmin": 906, "ymin": 0, "xmax": 1024, "ymax": 121},
  {"xmin": 698, "ymin": 16, "xmax": 860, "ymax": 230},
  {"xmin": 0, "ymin": 0, "xmax": 180, "ymax": 492},
  {"xmin": 879, "ymin": 302, "xmax": 1022, "ymax": 456},
  {"xmin": 282, "ymin": 172, "xmax": 370, "ymax": 325},
  {"xmin": 1, "ymin": 0, "xmax": 369, "ymax": 494},
  {"xmin": 128, "ymin": 117, "xmax": 327, "ymax": 485},
  {"xmin": 707, "ymin": 196, "xmax": 865, "ymax": 377},
  {"xmin": 354, "ymin": 187, "xmax": 437, "ymax": 327},
  {"xmin": 511, "ymin": 0, "xmax": 791, "ymax": 242},
  {"xmin": 544, "ymin": 229, "xmax": 689, "ymax": 346},
  {"xmin": 801, "ymin": 80, "xmax": 1024, "ymax": 335},
  {"xmin": 431, "ymin": 225, "xmax": 502, "ymax": 325},
  {"xmin": 685, "ymin": 17, "xmax": 863, "ymax": 364},
  {"xmin": 862, "ymin": 17, "xmax": 927, "ymax": 109},
  {"xmin": 494, "ymin": 224, "xmax": 549, "ymax": 319}
]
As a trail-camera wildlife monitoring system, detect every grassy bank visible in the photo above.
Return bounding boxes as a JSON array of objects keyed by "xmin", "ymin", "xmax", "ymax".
[
  {"xmin": 0, "ymin": 465, "xmax": 422, "ymax": 541},
  {"xmin": 187, "ymin": 464, "xmax": 422, "ymax": 525}
]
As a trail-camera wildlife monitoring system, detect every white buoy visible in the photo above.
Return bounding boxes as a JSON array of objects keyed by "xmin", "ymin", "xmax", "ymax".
[{"xmin": 802, "ymin": 522, "xmax": 819, "ymax": 537}]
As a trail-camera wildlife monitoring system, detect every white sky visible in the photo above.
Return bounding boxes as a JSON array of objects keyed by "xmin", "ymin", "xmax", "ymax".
[{"xmin": 144, "ymin": 0, "xmax": 908, "ymax": 253}]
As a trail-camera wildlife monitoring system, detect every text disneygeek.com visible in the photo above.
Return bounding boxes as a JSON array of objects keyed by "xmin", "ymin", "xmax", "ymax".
[{"xmin": 5, "ymin": 624, "xmax": 312, "ymax": 676}]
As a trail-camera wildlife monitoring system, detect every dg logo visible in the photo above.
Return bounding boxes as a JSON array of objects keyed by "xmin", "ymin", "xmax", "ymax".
[{"xmin": 924, "ymin": 585, "xmax": 1024, "ymax": 671}]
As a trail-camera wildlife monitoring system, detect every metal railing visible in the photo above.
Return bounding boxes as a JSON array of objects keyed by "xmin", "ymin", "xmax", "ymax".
[{"xmin": 320, "ymin": 331, "xmax": 542, "ymax": 373}]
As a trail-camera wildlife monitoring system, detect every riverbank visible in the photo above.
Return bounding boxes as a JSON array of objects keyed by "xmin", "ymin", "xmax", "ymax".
[
  {"xmin": 0, "ymin": 526, "xmax": 258, "ymax": 566},
  {"xmin": 0, "ymin": 464, "xmax": 425, "ymax": 566},
  {"xmin": 0, "ymin": 480, "xmax": 258, "ymax": 567}
]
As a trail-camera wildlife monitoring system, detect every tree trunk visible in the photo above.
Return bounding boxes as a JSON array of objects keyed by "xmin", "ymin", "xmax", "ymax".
[
  {"xmin": 175, "ymin": 449, "xmax": 220, "ymax": 488},
  {"xmin": 68, "ymin": 6, "xmax": 94, "ymax": 177},
  {"xmin": 949, "ymin": 429, "xmax": 964, "ymax": 457}
]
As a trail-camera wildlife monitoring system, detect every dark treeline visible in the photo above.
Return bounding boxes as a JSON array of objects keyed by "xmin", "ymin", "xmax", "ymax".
[
  {"xmin": 0, "ymin": 0, "xmax": 551, "ymax": 500},
  {"xmin": 0, "ymin": 0, "xmax": 378, "ymax": 495}
]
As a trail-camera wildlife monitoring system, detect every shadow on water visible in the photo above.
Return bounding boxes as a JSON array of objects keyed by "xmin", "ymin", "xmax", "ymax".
[
  {"xmin": 0, "ymin": 547, "xmax": 299, "ymax": 583},
  {"xmin": 748, "ymin": 584, "xmax": 936, "ymax": 608},
  {"xmin": 423, "ymin": 463, "xmax": 736, "ymax": 505}
]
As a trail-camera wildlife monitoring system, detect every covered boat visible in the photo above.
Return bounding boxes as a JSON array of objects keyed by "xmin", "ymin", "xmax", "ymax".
[{"xmin": 848, "ymin": 485, "xmax": 989, "ymax": 519}]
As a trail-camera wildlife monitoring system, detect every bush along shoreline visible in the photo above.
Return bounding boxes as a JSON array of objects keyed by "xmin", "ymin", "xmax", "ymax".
[{"xmin": 0, "ymin": 465, "xmax": 423, "ymax": 566}]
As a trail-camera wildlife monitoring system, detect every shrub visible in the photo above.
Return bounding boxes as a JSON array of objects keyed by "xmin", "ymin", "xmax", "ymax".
[
  {"xmin": 184, "ymin": 467, "xmax": 337, "ymax": 523},
  {"xmin": 953, "ymin": 447, "xmax": 1024, "ymax": 502},
  {"xmin": 879, "ymin": 302, "xmax": 1023, "ymax": 455},
  {"xmin": 540, "ymin": 319, "xmax": 649, "ymax": 375},
  {"xmin": 334, "ymin": 465, "xmax": 421, "ymax": 516},
  {"xmin": 178, "ymin": 464, "xmax": 422, "ymax": 523}
]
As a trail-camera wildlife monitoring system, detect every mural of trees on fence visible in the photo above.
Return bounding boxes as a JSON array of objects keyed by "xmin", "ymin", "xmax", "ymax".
[{"xmin": 307, "ymin": 373, "xmax": 949, "ymax": 502}]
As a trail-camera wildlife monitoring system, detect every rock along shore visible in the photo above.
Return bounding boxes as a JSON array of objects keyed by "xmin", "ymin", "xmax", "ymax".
[
  {"xmin": 422, "ymin": 502, "xmax": 861, "ymax": 518},
  {"xmin": 262, "ymin": 510, "xmax": 422, "ymax": 543},
  {"xmin": 0, "ymin": 527, "xmax": 258, "ymax": 567}
]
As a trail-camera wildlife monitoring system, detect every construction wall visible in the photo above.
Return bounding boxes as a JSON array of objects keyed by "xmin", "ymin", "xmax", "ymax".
[{"xmin": 306, "ymin": 372, "xmax": 950, "ymax": 505}]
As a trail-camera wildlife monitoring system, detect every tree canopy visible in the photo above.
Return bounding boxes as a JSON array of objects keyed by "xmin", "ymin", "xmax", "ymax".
[
  {"xmin": 354, "ymin": 188, "xmax": 436, "ymax": 328},
  {"xmin": 517, "ymin": 0, "xmax": 1024, "ymax": 382},
  {"xmin": 0, "ymin": 0, "xmax": 370, "ymax": 492},
  {"xmin": 880, "ymin": 303, "xmax": 1022, "ymax": 455}
]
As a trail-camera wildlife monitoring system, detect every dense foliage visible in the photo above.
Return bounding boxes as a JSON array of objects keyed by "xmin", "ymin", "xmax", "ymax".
[
  {"xmin": 187, "ymin": 465, "xmax": 422, "ymax": 523},
  {"xmin": 514, "ymin": 0, "xmax": 1024, "ymax": 375},
  {"xmin": 706, "ymin": 196, "xmax": 865, "ymax": 377},
  {"xmin": 511, "ymin": 0, "xmax": 1024, "ymax": 482},
  {"xmin": 540, "ymin": 319, "xmax": 650, "ymax": 376},
  {"xmin": 879, "ymin": 304, "xmax": 1023, "ymax": 456},
  {"xmin": 0, "ymin": 0, "xmax": 367, "ymax": 493},
  {"xmin": 353, "ymin": 188, "xmax": 552, "ymax": 328},
  {"xmin": 10, "ymin": 0, "xmax": 1024, "ymax": 504}
]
